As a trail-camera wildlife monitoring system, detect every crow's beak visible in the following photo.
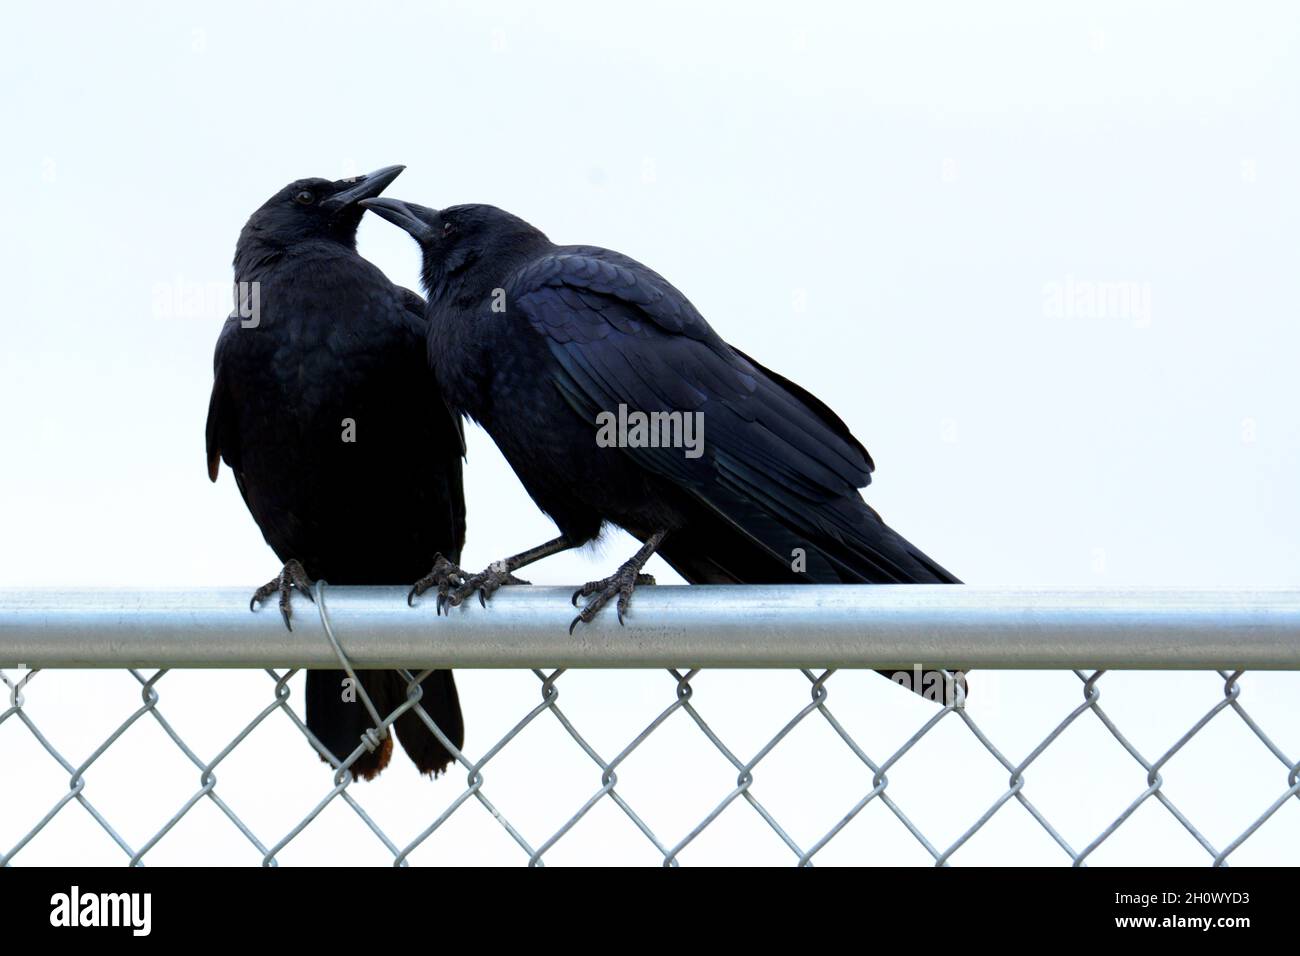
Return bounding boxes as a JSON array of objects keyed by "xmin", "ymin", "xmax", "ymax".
[
  {"xmin": 360, "ymin": 197, "xmax": 438, "ymax": 242},
  {"xmin": 321, "ymin": 165, "xmax": 406, "ymax": 213}
]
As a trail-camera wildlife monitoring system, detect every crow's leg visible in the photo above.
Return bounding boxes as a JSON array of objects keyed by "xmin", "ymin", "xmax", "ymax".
[
  {"xmin": 569, "ymin": 530, "xmax": 667, "ymax": 634},
  {"xmin": 249, "ymin": 559, "xmax": 315, "ymax": 631},
  {"xmin": 444, "ymin": 536, "xmax": 578, "ymax": 609},
  {"xmin": 412, "ymin": 536, "xmax": 576, "ymax": 613}
]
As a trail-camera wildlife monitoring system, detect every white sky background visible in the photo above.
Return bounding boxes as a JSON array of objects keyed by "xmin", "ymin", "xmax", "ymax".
[{"xmin": 1, "ymin": 1, "xmax": 1298, "ymax": 865}]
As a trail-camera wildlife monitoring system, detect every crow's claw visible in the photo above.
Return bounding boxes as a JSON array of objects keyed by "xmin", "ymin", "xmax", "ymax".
[
  {"xmin": 407, "ymin": 554, "xmax": 466, "ymax": 614},
  {"xmin": 249, "ymin": 559, "xmax": 315, "ymax": 632},
  {"xmin": 444, "ymin": 561, "xmax": 530, "ymax": 610},
  {"xmin": 569, "ymin": 569, "xmax": 656, "ymax": 633}
]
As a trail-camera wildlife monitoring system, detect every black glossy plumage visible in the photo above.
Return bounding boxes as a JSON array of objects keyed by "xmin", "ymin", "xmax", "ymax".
[
  {"xmin": 371, "ymin": 200, "xmax": 957, "ymax": 620},
  {"xmin": 206, "ymin": 172, "xmax": 467, "ymax": 779}
]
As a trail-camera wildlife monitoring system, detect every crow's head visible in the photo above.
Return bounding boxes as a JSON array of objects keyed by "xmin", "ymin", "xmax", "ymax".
[
  {"xmin": 361, "ymin": 199, "xmax": 547, "ymax": 297},
  {"xmin": 235, "ymin": 165, "xmax": 405, "ymax": 266}
]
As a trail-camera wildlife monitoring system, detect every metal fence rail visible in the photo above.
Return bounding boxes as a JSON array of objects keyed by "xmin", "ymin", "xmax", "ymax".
[{"xmin": 2, "ymin": 586, "xmax": 1298, "ymax": 866}]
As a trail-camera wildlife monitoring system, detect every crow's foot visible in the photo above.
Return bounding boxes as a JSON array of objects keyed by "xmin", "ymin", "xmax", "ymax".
[
  {"xmin": 443, "ymin": 560, "xmax": 531, "ymax": 610},
  {"xmin": 569, "ymin": 568, "xmax": 656, "ymax": 634},
  {"xmin": 407, "ymin": 554, "xmax": 468, "ymax": 613},
  {"xmin": 249, "ymin": 559, "xmax": 315, "ymax": 631}
]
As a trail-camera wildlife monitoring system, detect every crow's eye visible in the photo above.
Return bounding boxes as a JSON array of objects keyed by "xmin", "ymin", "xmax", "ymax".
[
  {"xmin": 442, "ymin": 221, "xmax": 455, "ymax": 237},
  {"xmin": 294, "ymin": 190, "xmax": 315, "ymax": 205}
]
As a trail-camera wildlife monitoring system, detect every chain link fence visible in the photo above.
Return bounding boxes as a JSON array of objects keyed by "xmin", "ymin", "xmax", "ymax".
[{"xmin": 2, "ymin": 585, "xmax": 1298, "ymax": 866}]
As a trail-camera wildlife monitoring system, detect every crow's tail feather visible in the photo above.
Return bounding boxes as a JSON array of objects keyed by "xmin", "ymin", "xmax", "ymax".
[
  {"xmin": 391, "ymin": 669, "xmax": 464, "ymax": 777},
  {"xmin": 305, "ymin": 669, "xmax": 463, "ymax": 780}
]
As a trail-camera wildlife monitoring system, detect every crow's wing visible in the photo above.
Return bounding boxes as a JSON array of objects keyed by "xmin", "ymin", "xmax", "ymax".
[
  {"xmin": 205, "ymin": 315, "xmax": 242, "ymax": 483},
  {"xmin": 509, "ymin": 248, "xmax": 955, "ymax": 583}
]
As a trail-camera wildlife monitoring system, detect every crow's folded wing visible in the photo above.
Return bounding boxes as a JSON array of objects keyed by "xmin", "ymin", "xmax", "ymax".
[{"xmin": 508, "ymin": 249, "xmax": 955, "ymax": 583}]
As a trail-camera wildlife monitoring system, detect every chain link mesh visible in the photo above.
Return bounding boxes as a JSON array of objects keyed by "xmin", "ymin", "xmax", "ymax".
[{"xmin": 3, "ymin": 584, "xmax": 1297, "ymax": 866}]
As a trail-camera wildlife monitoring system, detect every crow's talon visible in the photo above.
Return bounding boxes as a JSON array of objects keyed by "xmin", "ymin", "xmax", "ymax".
[
  {"xmin": 408, "ymin": 554, "xmax": 466, "ymax": 612},
  {"xmin": 446, "ymin": 565, "xmax": 530, "ymax": 610},
  {"xmin": 249, "ymin": 559, "xmax": 315, "ymax": 632},
  {"xmin": 409, "ymin": 553, "xmax": 526, "ymax": 614},
  {"xmin": 570, "ymin": 569, "xmax": 655, "ymax": 632}
]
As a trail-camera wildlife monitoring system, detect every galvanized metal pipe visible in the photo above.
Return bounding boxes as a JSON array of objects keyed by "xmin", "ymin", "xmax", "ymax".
[{"xmin": 1, "ymin": 586, "xmax": 1298, "ymax": 670}]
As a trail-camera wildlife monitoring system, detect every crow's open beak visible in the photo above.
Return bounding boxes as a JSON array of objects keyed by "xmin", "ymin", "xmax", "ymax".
[
  {"xmin": 321, "ymin": 165, "xmax": 406, "ymax": 213},
  {"xmin": 360, "ymin": 197, "xmax": 439, "ymax": 242}
]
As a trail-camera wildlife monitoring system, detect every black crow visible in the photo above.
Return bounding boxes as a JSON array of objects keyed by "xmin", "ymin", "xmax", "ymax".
[
  {"xmin": 366, "ymin": 198, "xmax": 960, "ymax": 692},
  {"xmin": 206, "ymin": 169, "xmax": 466, "ymax": 778}
]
